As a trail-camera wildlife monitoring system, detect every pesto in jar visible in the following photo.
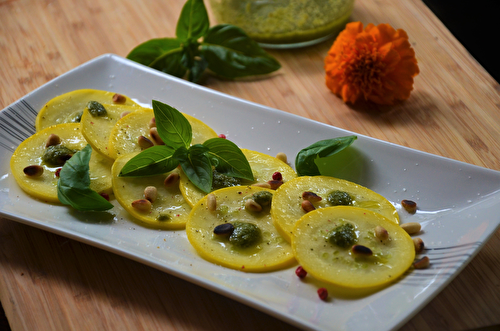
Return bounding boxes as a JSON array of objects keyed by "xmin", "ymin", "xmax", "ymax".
[{"xmin": 209, "ymin": 0, "xmax": 354, "ymax": 46}]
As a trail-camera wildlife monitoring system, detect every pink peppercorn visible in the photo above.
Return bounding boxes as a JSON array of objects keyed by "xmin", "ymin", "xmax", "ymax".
[
  {"xmin": 317, "ymin": 288, "xmax": 328, "ymax": 301},
  {"xmin": 272, "ymin": 171, "xmax": 282, "ymax": 181},
  {"xmin": 55, "ymin": 168, "xmax": 62, "ymax": 178},
  {"xmin": 218, "ymin": 134, "xmax": 227, "ymax": 139},
  {"xmin": 99, "ymin": 193, "xmax": 110, "ymax": 201},
  {"xmin": 295, "ymin": 266, "xmax": 307, "ymax": 279}
]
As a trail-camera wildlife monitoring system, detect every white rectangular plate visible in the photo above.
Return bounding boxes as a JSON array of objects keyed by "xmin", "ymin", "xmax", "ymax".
[{"xmin": 1, "ymin": 54, "xmax": 499, "ymax": 331}]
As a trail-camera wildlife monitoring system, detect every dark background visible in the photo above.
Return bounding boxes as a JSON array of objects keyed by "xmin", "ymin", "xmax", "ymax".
[
  {"xmin": 0, "ymin": 1, "xmax": 498, "ymax": 330},
  {"xmin": 422, "ymin": 0, "xmax": 499, "ymax": 83}
]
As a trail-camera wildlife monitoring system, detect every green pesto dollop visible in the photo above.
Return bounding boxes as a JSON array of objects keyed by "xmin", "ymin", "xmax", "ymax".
[
  {"xmin": 328, "ymin": 222, "xmax": 357, "ymax": 248},
  {"xmin": 67, "ymin": 110, "xmax": 83, "ymax": 123},
  {"xmin": 212, "ymin": 169, "xmax": 241, "ymax": 190},
  {"xmin": 156, "ymin": 213, "xmax": 171, "ymax": 222},
  {"xmin": 251, "ymin": 190, "xmax": 273, "ymax": 207},
  {"xmin": 42, "ymin": 145, "xmax": 76, "ymax": 167},
  {"xmin": 327, "ymin": 190, "xmax": 353, "ymax": 206},
  {"xmin": 86, "ymin": 101, "xmax": 107, "ymax": 117},
  {"xmin": 229, "ymin": 222, "xmax": 261, "ymax": 248}
]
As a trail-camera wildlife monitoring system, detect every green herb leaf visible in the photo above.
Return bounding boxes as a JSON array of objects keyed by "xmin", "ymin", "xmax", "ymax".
[
  {"xmin": 152, "ymin": 100, "xmax": 192, "ymax": 149},
  {"xmin": 126, "ymin": 38, "xmax": 187, "ymax": 78},
  {"xmin": 176, "ymin": 0, "xmax": 209, "ymax": 40},
  {"xmin": 201, "ymin": 24, "xmax": 281, "ymax": 78},
  {"xmin": 174, "ymin": 144, "xmax": 212, "ymax": 193},
  {"xmin": 57, "ymin": 144, "xmax": 113, "ymax": 211},
  {"xmin": 119, "ymin": 145, "xmax": 179, "ymax": 177},
  {"xmin": 203, "ymin": 137, "xmax": 254, "ymax": 180},
  {"xmin": 180, "ymin": 38, "xmax": 208, "ymax": 83},
  {"xmin": 295, "ymin": 136, "xmax": 357, "ymax": 176}
]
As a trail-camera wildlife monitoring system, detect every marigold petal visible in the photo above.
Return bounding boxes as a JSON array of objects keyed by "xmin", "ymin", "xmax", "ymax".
[{"xmin": 324, "ymin": 21, "xmax": 419, "ymax": 105}]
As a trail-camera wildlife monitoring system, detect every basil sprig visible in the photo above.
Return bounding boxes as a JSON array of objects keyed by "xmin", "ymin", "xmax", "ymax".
[
  {"xmin": 57, "ymin": 144, "xmax": 114, "ymax": 211},
  {"xmin": 295, "ymin": 136, "xmax": 358, "ymax": 176},
  {"xmin": 119, "ymin": 100, "xmax": 254, "ymax": 193},
  {"xmin": 126, "ymin": 0, "xmax": 281, "ymax": 83}
]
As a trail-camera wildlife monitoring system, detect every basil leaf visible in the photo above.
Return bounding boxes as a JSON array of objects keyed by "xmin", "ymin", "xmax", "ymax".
[
  {"xmin": 174, "ymin": 144, "xmax": 212, "ymax": 193},
  {"xmin": 176, "ymin": 0, "xmax": 209, "ymax": 41},
  {"xmin": 201, "ymin": 24, "xmax": 281, "ymax": 78},
  {"xmin": 119, "ymin": 145, "xmax": 179, "ymax": 177},
  {"xmin": 180, "ymin": 38, "xmax": 208, "ymax": 83},
  {"xmin": 152, "ymin": 100, "xmax": 192, "ymax": 149},
  {"xmin": 57, "ymin": 144, "xmax": 113, "ymax": 211},
  {"xmin": 295, "ymin": 136, "xmax": 358, "ymax": 176},
  {"xmin": 126, "ymin": 38, "xmax": 187, "ymax": 78},
  {"xmin": 188, "ymin": 56, "xmax": 208, "ymax": 83},
  {"xmin": 203, "ymin": 138, "xmax": 254, "ymax": 181}
]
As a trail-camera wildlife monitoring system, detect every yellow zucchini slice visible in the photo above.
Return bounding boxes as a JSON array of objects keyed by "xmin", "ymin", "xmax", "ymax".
[
  {"xmin": 180, "ymin": 148, "xmax": 297, "ymax": 207},
  {"xmin": 186, "ymin": 186, "xmax": 295, "ymax": 272},
  {"xmin": 112, "ymin": 153, "xmax": 191, "ymax": 229},
  {"xmin": 81, "ymin": 103, "xmax": 141, "ymax": 160},
  {"xmin": 107, "ymin": 108, "xmax": 218, "ymax": 159},
  {"xmin": 10, "ymin": 123, "xmax": 113, "ymax": 203},
  {"xmin": 36, "ymin": 89, "xmax": 138, "ymax": 131},
  {"xmin": 292, "ymin": 206, "xmax": 415, "ymax": 291},
  {"xmin": 271, "ymin": 176, "xmax": 399, "ymax": 242}
]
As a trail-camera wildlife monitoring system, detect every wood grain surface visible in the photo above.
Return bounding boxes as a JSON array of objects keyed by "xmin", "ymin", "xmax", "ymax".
[{"xmin": 1, "ymin": 0, "xmax": 500, "ymax": 330}]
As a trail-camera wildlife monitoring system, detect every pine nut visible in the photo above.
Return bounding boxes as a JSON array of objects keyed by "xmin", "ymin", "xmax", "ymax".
[
  {"xmin": 149, "ymin": 127, "xmax": 164, "ymax": 145},
  {"xmin": 23, "ymin": 165, "xmax": 44, "ymax": 177},
  {"xmin": 375, "ymin": 226, "xmax": 389, "ymax": 241},
  {"xmin": 413, "ymin": 237, "xmax": 425, "ymax": 253},
  {"xmin": 252, "ymin": 182, "xmax": 271, "ymax": 189},
  {"xmin": 276, "ymin": 152, "xmax": 287, "ymax": 163},
  {"xmin": 302, "ymin": 191, "xmax": 322, "ymax": 202},
  {"xmin": 144, "ymin": 186, "xmax": 157, "ymax": 203},
  {"xmin": 301, "ymin": 200, "xmax": 315, "ymax": 213},
  {"xmin": 149, "ymin": 117, "xmax": 156, "ymax": 128},
  {"xmin": 413, "ymin": 256, "xmax": 430, "ymax": 269},
  {"xmin": 245, "ymin": 199, "xmax": 262, "ymax": 212},
  {"xmin": 164, "ymin": 173, "xmax": 180, "ymax": 187},
  {"xmin": 268, "ymin": 180, "xmax": 283, "ymax": 190},
  {"xmin": 131, "ymin": 199, "xmax": 152, "ymax": 213},
  {"xmin": 112, "ymin": 93, "xmax": 126, "ymax": 103},
  {"xmin": 207, "ymin": 193, "xmax": 217, "ymax": 211},
  {"xmin": 401, "ymin": 199, "xmax": 417, "ymax": 213},
  {"xmin": 45, "ymin": 134, "xmax": 61, "ymax": 147},
  {"xmin": 400, "ymin": 222, "xmax": 421, "ymax": 235},
  {"xmin": 138, "ymin": 135, "xmax": 154, "ymax": 149}
]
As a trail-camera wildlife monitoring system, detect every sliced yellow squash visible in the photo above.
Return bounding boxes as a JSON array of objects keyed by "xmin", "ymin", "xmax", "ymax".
[
  {"xmin": 292, "ymin": 206, "xmax": 415, "ymax": 291},
  {"xmin": 10, "ymin": 123, "xmax": 113, "ymax": 203},
  {"xmin": 180, "ymin": 148, "xmax": 297, "ymax": 207},
  {"xmin": 81, "ymin": 103, "xmax": 141, "ymax": 160},
  {"xmin": 271, "ymin": 176, "xmax": 399, "ymax": 242},
  {"xmin": 107, "ymin": 108, "xmax": 219, "ymax": 159},
  {"xmin": 186, "ymin": 186, "xmax": 295, "ymax": 272},
  {"xmin": 36, "ymin": 89, "xmax": 138, "ymax": 131},
  {"xmin": 112, "ymin": 152, "xmax": 191, "ymax": 229}
]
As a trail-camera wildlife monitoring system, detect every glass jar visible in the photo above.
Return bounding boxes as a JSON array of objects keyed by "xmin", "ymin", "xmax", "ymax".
[{"xmin": 208, "ymin": 0, "xmax": 355, "ymax": 48}]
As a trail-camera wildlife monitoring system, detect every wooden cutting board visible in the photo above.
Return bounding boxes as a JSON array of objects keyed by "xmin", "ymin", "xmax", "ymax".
[{"xmin": 1, "ymin": 0, "xmax": 499, "ymax": 330}]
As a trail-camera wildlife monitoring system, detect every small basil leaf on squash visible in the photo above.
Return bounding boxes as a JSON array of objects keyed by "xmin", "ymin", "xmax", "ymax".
[
  {"xmin": 119, "ymin": 145, "xmax": 179, "ymax": 177},
  {"xmin": 57, "ymin": 144, "xmax": 113, "ymax": 211},
  {"xmin": 174, "ymin": 144, "xmax": 213, "ymax": 193},
  {"xmin": 295, "ymin": 136, "xmax": 357, "ymax": 176},
  {"xmin": 203, "ymin": 137, "xmax": 254, "ymax": 181}
]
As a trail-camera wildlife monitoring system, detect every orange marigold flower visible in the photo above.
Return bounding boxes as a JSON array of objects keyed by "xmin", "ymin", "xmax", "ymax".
[{"xmin": 324, "ymin": 22, "xmax": 419, "ymax": 105}]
